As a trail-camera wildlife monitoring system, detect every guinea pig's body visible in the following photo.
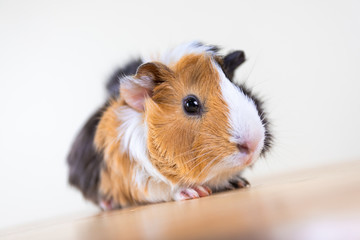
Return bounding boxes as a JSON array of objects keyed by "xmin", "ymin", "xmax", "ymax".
[{"xmin": 68, "ymin": 42, "xmax": 272, "ymax": 210}]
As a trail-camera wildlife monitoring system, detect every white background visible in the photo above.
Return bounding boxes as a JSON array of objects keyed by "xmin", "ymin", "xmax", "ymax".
[{"xmin": 1, "ymin": 0, "xmax": 359, "ymax": 230}]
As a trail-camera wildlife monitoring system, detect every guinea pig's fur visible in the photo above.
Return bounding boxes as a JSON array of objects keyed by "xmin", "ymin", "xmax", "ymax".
[{"xmin": 67, "ymin": 42, "xmax": 272, "ymax": 210}]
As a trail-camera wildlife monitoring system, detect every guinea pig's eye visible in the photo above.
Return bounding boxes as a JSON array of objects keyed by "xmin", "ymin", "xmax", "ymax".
[{"xmin": 183, "ymin": 95, "xmax": 202, "ymax": 116}]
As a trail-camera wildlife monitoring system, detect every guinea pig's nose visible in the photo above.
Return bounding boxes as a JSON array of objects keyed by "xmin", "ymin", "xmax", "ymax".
[
  {"xmin": 237, "ymin": 139, "xmax": 259, "ymax": 154},
  {"xmin": 237, "ymin": 143, "xmax": 250, "ymax": 154}
]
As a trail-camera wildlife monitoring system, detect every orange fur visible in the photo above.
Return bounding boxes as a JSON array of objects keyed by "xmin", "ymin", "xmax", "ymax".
[
  {"xmin": 95, "ymin": 100, "xmax": 144, "ymax": 206},
  {"xmin": 146, "ymin": 54, "xmax": 236, "ymax": 185}
]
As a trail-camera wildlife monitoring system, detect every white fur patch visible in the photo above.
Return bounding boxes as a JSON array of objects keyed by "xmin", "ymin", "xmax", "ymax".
[
  {"xmin": 142, "ymin": 41, "xmax": 216, "ymax": 66},
  {"xmin": 206, "ymin": 63, "xmax": 266, "ymax": 178},
  {"xmin": 115, "ymin": 106, "xmax": 169, "ymax": 188},
  {"xmin": 218, "ymin": 64, "xmax": 265, "ymax": 153}
]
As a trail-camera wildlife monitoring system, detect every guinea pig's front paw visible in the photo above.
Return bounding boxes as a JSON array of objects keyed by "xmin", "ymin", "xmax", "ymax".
[
  {"xmin": 99, "ymin": 198, "xmax": 121, "ymax": 211},
  {"xmin": 228, "ymin": 176, "xmax": 251, "ymax": 189},
  {"xmin": 173, "ymin": 185, "xmax": 212, "ymax": 201},
  {"xmin": 212, "ymin": 177, "xmax": 250, "ymax": 193}
]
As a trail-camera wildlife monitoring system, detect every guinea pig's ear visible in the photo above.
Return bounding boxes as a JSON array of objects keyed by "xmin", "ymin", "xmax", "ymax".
[
  {"xmin": 222, "ymin": 50, "xmax": 246, "ymax": 80},
  {"xmin": 120, "ymin": 62, "xmax": 173, "ymax": 112}
]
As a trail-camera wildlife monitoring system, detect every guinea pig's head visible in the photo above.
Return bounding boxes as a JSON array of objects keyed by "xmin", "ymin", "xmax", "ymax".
[{"xmin": 120, "ymin": 47, "xmax": 271, "ymax": 186}]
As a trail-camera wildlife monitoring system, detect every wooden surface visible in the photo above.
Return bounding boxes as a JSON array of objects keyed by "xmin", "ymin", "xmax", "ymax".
[{"xmin": 1, "ymin": 160, "xmax": 360, "ymax": 240}]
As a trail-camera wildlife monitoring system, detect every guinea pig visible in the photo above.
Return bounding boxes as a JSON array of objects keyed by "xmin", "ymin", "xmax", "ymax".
[{"xmin": 67, "ymin": 42, "xmax": 272, "ymax": 210}]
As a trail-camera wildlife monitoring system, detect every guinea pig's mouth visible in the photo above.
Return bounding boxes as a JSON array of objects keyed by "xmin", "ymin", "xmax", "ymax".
[
  {"xmin": 230, "ymin": 145, "xmax": 263, "ymax": 168},
  {"xmin": 237, "ymin": 152, "xmax": 255, "ymax": 166},
  {"xmin": 202, "ymin": 153, "xmax": 257, "ymax": 184},
  {"xmin": 201, "ymin": 143, "xmax": 263, "ymax": 183},
  {"xmin": 213, "ymin": 152, "xmax": 258, "ymax": 173}
]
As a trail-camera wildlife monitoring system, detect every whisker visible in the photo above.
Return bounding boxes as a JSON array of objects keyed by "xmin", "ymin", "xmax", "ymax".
[
  {"xmin": 194, "ymin": 155, "xmax": 221, "ymax": 184},
  {"xmin": 184, "ymin": 149, "xmax": 216, "ymax": 164},
  {"xmin": 172, "ymin": 145, "xmax": 215, "ymax": 159},
  {"xmin": 178, "ymin": 152, "xmax": 216, "ymax": 183}
]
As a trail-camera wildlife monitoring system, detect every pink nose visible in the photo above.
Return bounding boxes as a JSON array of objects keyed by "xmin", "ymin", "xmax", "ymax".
[
  {"xmin": 237, "ymin": 143, "xmax": 250, "ymax": 154},
  {"xmin": 236, "ymin": 141, "xmax": 258, "ymax": 154}
]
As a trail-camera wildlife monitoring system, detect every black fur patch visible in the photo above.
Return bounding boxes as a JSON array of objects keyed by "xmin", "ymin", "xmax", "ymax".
[{"xmin": 67, "ymin": 104, "xmax": 108, "ymax": 204}]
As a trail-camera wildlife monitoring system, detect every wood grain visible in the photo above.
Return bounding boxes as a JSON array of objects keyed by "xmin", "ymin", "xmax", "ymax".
[{"xmin": 1, "ymin": 160, "xmax": 360, "ymax": 240}]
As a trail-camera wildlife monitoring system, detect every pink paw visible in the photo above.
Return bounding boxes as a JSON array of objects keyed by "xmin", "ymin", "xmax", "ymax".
[
  {"xmin": 99, "ymin": 198, "xmax": 119, "ymax": 211},
  {"xmin": 174, "ymin": 185, "xmax": 212, "ymax": 201}
]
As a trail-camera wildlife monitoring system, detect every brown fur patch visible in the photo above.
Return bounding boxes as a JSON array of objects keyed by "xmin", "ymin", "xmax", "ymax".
[{"xmin": 146, "ymin": 54, "xmax": 237, "ymax": 185}]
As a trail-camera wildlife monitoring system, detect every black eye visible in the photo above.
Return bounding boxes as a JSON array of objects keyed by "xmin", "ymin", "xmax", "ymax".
[{"xmin": 183, "ymin": 95, "xmax": 202, "ymax": 115}]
